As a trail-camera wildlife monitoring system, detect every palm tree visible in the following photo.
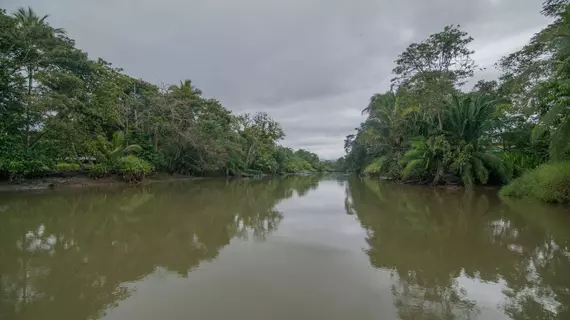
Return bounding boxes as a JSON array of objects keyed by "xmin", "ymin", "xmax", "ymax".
[
  {"xmin": 449, "ymin": 142, "xmax": 507, "ymax": 186},
  {"xmin": 362, "ymin": 93, "xmax": 403, "ymax": 149},
  {"xmin": 359, "ymin": 92, "xmax": 403, "ymax": 176},
  {"xmin": 167, "ymin": 80, "xmax": 204, "ymax": 127},
  {"xmin": 13, "ymin": 6, "xmax": 66, "ymax": 95},
  {"xmin": 168, "ymin": 80, "xmax": 203, "ymax": 105},
  {"xmin": 401, "ymin": 136, "xmax": 450, "ymax": 184},
  {"xmin": 444, "ymin": 94, "xmax": 509, "ymax": 185},
  {"xmin": 361, "ymin": 91, "xmax": 435, "ymax": 178},
  {"xmin": 13, "ymin": 7, "xmax": 66, "ymax": 145},
  {"xmin": 402, "ymin": 94, "xmax": 509, "ymax": 186},
  {"xmin": 14, "ymin": 7, "xmax": 63, "ymax": 32},
  {"xmin": 444, "ymin": 94, "xmax": 497, "ymax": 144},
  {"xmin": 96, "ymin": 131, "xmax": 142, "ymax": 164},
  {"xmin": 362, "ymin": 92, "xmax": 398, "ymax": 117}
]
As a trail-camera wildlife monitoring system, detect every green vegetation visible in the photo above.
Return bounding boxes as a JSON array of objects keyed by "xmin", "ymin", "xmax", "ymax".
[
  {"xmin": 86, "ymin": 164, "xmax": 109, "ymax": 179},
  {"xmin": 55, "ymin": 163, "xmax": 81, "ymax": 172},
  {"xmin": 500, "ymin": 162, "xmax": 570, "ymax": 203},
  {"xmin": 0, "ymin": 7, "xmax": 329, "ymax": 183},
  {"xmin": 0, "ymin": 159, "xmax": 48, "ymax": 181},
  {"xmin": 94, "ymin": 131, "xmax": 142, "ymax": 166},
  {"xmin": 118, "ymin": 155, "xmax": 153, "ymax": 183},
  {"xmin": 338, "ymin": 1, "xmax": 570, "ymax": 202}
]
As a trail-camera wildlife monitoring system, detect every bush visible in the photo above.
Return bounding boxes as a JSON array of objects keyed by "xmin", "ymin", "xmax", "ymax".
[
  {"xmin": 501, "ymin": 152, "xmax": 541, "ymax": 178},
  {"xmin": 0, "ymin": 160, "xmax": 49, "ymax": 181},
  {"xmin": 500, "ymin": 162, "xmax": 570, "ymax": 203},
  {"xmin": 137, "ymin": 140, "xmax": 167, "ymax": 171},
  {"xmin": 86, "ymin": 163, "xmax": 109, "ymax": 179},
  {"xmin": 363, "ymin": 157, "xmax": 387, "ymax": 177},
  {"xmin": 56, "ymin": 162, "xmax": 81, "ymax": 172},
  {"xmin": 118, "ymin": 155, "xmax": 153, "ymax": 183}
]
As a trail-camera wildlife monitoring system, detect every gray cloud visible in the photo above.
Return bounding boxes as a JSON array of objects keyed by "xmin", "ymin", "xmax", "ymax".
[{"xmin": 4, "ymin": 0, "xmax": 551, "ymax": 159}]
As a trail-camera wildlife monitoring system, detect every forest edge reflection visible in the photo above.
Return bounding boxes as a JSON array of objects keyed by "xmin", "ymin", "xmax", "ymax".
[
  {"xmin": 1, "ymin": 175, "xmax": 569, "ymax": 320},
  {"xmin": 346, "ymin": 177, "xmax": 570, "ymax": 319},
  {"xmin": 0, "ymin": 176, "xmax": 321, "ymax": 319}
]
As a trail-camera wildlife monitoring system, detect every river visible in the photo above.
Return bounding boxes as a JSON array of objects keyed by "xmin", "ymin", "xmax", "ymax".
[{"xmin": 1, "ymin": 175, "xmax": 569, "ymax": 320}]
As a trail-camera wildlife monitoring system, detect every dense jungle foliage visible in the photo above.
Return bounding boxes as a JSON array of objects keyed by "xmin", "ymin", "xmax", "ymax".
[
  {"xmin": 339, "ymin": 0, "xmax": 570, "ymax": 202},
  {"xmin": 0, "ymin": 7, "xmax": 331, "ymax": 181}
]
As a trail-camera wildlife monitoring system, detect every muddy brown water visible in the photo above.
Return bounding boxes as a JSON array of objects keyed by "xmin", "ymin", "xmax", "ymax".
[{"xmin": 1, "ymin": 175, "xmax": 570, "ymax": 320}]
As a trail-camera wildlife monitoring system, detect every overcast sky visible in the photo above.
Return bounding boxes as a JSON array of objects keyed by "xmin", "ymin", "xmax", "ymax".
[{"xmin": 4, "ymin": 0, "xmax": 551, "ymax": 159}]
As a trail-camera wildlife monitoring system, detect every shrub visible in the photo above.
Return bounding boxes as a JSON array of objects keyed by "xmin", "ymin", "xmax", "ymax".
[
  {"xmin": 501, "ymin": 152, "xmax": 541, "ymax": 178},
  {"xmin": 87, "ymin": 163, "xmax": 109, "ymax": 179},
  {"xmin": 56, "ymin": 162, "xmax": 81, "ymax": 172},
  {"xmin": 1, "ymin": 160, "xmax": 49, "ymax": 181},
  {"xmin": 118, "ymin": 155, "xmax": 153, "ymax": 183},
  {"xmin": 500, "ymin": 162, "xmax": 570, "ymax": 203},
  {"xmin": 363, "ymin": 157, "xmax": 387, "ymax": 177},
  {"xmin": 137, "ymin": 139, "xmax": 167, "ymax": 171},
  {"xmin": 94, "ymin": 131, "xmax": 142, "ymax": 165}
]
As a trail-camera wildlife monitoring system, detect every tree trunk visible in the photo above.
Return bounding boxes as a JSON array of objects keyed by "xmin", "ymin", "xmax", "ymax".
[{"xmin": 26, "ymin": 68, "xmax": 33, "ymax": 147}]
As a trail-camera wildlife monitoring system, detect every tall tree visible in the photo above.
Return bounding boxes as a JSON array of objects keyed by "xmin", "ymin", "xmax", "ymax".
[
  {"xmin": 391, "ymin": 25, "xmax": 476, "ymax": 131},
  {"xmin": 12, "ymin": 7, "xmax": 66, "ymax": 145}
]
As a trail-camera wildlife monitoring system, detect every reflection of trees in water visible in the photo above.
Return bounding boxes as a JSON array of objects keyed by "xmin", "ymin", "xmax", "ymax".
[
  {"xmin": 0, "ymin": 176, "xmax": 319, "ymax": 320},
  {"xmin": 346, "ymin": 176, "xmax": 570, "ymax": 320},
  {"xmin": 496, "ymin": 199, "xmax": 570, "ymax": 320}
]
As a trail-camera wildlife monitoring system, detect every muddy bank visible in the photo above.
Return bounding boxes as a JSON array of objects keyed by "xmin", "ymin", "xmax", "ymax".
[
  {"xmin": 0, "ymin": 171, "xmax": 331, "ymax": 193},
  {"xmin": 0, "ymin": 174, "xmax": 202, "ymax": 192}
]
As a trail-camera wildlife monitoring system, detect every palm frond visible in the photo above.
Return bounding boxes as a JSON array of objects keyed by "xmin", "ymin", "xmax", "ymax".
[
  {"xmin": 460, "ymin": 163, "xmax": 474, "ymax": 187},
  {"xmin": 471, "ymin": 157, "xmax": 489, "ymax": 184},
  {"xmin": 444, "ymin": 93, "xmax": 498, "ymax": 143},
  {"xmin": 409, "ymin": 136, "xmax": 427, "ymax": 149},
  {"xmin": 124, "ymin": 144, "xmax": 142, "ymax": 154},
  {"xmin": 112, "ymin": 131, "xmax": 125, "ymax": 150},
  {"xmin": 52, "ymin": 27, "xmax": 66, "ymax": 35},
  {"xmin": 549, "ymin": 116, "xmax": 570, "ymax": 160},
  {"xmin": 109, "ymin": 147, "xmax": 124, "ymax": 162},
  {"xmin": 402, "ymin": 149, "xmax": 423, "ymax": 162},
  {"xmin": 402, "ymin": 159, "xmax": 424, "ymax": 179},
  {"xmin": 476, "ymin": 152, "xmax": 502, "ymax": 170},
  {"xmin": 478, "ymin": 151, "xmax": 511, "ymax": 181}
]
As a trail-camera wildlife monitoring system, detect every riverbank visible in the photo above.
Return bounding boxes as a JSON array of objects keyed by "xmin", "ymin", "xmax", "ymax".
[
  {"xmin": 0, "ymin": 171, "xmax": 327, "ymax": 193},
  {"xmin": 0, "ymin": 174, "xmax": 205, "ymax": 192},
  {"xmin": 500, "ymin": 162, "xmax": 570, "ymax": 204}
]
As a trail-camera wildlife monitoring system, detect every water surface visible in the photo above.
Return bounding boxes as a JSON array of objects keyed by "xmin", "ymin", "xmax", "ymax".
[{"xmin": 1, "ymin": 175, "xmax": 570, "ymax": 320}]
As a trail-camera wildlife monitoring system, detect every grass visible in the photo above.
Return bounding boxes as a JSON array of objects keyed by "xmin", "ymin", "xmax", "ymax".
[{"xmin": 500, "ymin": 161, "xmax": 570, "ymax": 203}]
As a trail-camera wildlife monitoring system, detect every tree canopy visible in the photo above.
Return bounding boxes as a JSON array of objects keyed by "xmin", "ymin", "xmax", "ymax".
[
  {"xmin": 342, "ymin": 0, "xmax": 570, "ymax": 189},
  {"xmin": 0, "ymin": 7, "xmax": 329, "ymax": 180}
]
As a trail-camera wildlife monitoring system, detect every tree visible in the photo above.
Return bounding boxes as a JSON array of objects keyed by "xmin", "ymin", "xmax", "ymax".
[
  {"xmin": 401, "ymin": 136, "xmax": 452, "ymax": 184},
  {"xmin": 237, "ymin": 112, "xmax": 284, "ymax": 173},
  {"xmin": 531, "ymin": 5, "xmax": 570, "ymax": 160},
  {"xmin": 391, "ymin": 25, "xmax": 476, "ymax": 131},
  {"xmin": 392, "ymin": 25, "xmax": 476, "ymax": 87},
  {"xmin": 444, "ymin": 94, "xmax": 497, "ymax": 144},
  {"xmin": 12, "ymin": 7, "xmax": 67, "ymax": 145},
  {"xmin": 0, "ymin": 6, "xmax": 320, "ymax": 179},
  {"xmin": 95, "ymin": 131, "xmax": 142, "ymax": 164}
]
